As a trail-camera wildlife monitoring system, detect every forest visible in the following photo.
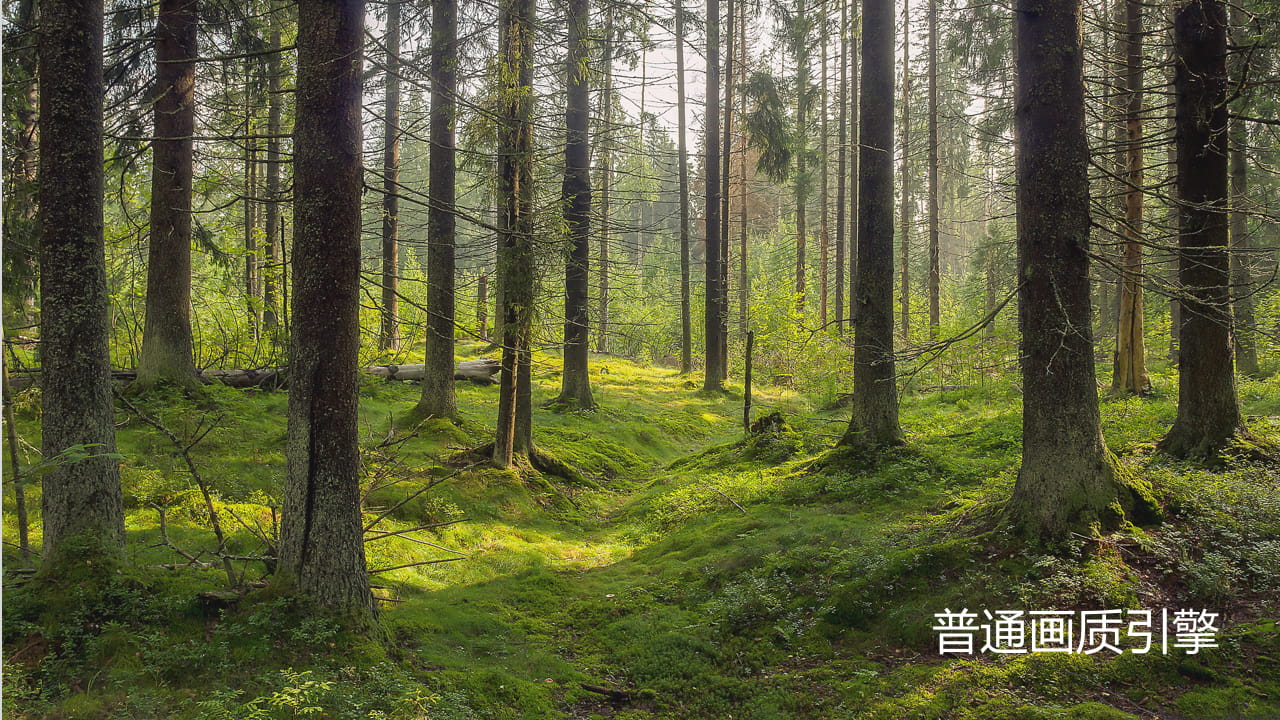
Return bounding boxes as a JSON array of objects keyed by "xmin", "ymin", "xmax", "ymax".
[{"xmin": 2, "ymin": 0, "xmax": 1279, "ymax": 715}]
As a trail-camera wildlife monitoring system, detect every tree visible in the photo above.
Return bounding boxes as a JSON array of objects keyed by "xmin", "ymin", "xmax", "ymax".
[
  {"xmin": 416, "ymin": 0, "xmax": 460, "ymax": 421},
  {"xmin": 493, "ymin": 0, "xmax": 537, "ymax": 466},
  {"xmin": 676, "ymin": 0, "xmax": 693, "ymax": 374},
  {"xmin": 840, "ymin": 0, "xmax": 901, "ymax": 449},
  {"xmin": 926, "ymin": 0, "xmax": 940, "ymax": 337},
  {"xmin": 278, "ymin": 0, "xmax": 374, "ymax": 618},
  {"xmin": 1158, "ymin": 0, "xmax": 1249, "ymax": 458},
  {"xmin": 261, "ymin": 2, "xmax": 284, "ymax": 334},
  {"xmin": 834, "ymin": 0, "xmax": 848, "ymax": 332},
  {"xmin": 1111, "ymin": 0, "xmax": 1150, "ymax": 395},
  {"xmin": 137, "ymin": 0, "xmax": 199, "ymax": 388},
  {"xmin": 791, "ymin": 0, "xmax": 810, "ymax": 307},
  {"xmin": 898, "ymin": 0, "xmax": 911, "ymax": 341},
  {"xmin": 556, "ymin": 0, "xmax": 596, "ymax": 409},
  {"xmin": 597, "ymin": 13, "xmax": 615, "ymax": 354},
  {"xmin": 703, "ymin": 0, "xmax": 725, "ymax": 391},
  {"xmin": 1228, "ymin": 5, "xmax": 1259, "ymax": 378},
  {"xmin": 379, "ymin": 0, "xmax": 401, "ymax": 351},
  {"xmin": 819, "ymin": 9, "xmax": 830, "ymax": 325},
  {"xmin": 37, "ymin": 0, "xmax": 125, "ymax": 564},
  {"xmin": 1006, "ymin": 0, "xmax": 1156, "ymax": 537}
]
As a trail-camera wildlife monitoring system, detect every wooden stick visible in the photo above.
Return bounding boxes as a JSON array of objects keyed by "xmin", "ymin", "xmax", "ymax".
[{"xmin": 368, "ymin": 557, "xmax": 464, "ymax": 574}]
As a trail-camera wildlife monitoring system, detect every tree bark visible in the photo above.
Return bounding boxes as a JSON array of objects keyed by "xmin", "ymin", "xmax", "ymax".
[
  {"xmin": 926, "ymin": 0, "xmax": 940, "ymax": 337},
  {"xmin": 597, "ymin": 15, "xmax": 614, "ymax": 355},
  {"xmin": 848, "ymin": 34, "xmax": 859, "ymax": 326},
  {"xmin": 676, "ymin": 0, "xmax": 693, "ymax": 375},
  {"xmin": 379, "ymin": 0, "xmax": 401, "ymax": 351},
  {"xmin": 819, "ymin": 12, "xmax": 830, "ymax": 327},
  {"xmin": 840, "ymin": 0, "xmax": 902, "ymax": 449},
  {"xmin": 493, "ymin": 0, "xmax": 537, "ymax": 467},
  {"xmin": 703, "ymin": 0, "xmax": 724, "ymax": 391},
  {"xmin": 138, "ymin": 0, "xmax": 199, "ymax": 388},
  {"xmin": 1007, "ymin": 0, "xmax": 1156, "ymax": 537},
  {"xmin": 835, "ymin": 0, "xmax": 848, "ymax": 332},
  {"xmin": 279, "ymin": 0, "xmax": 374, "ymax": 620},
  {"xmin": 262, "ymin": 6, "xmax": 282, "ymax": 333},
  {"xmin": 37, "ymin": 0, "xmax": 125, "ymax": 564},
  {"xmin": 1111, "ymin": 0, "xmax": 1150, "ymax": 394},
  {"xmin": 898, "ymin": 0, "xmax": 911, "ymax": 341},
  {"xmin": 794, "ymin": 0, "xmax": 808, "ymax": 309},
  {"xmin": 557, "ymin": 0, "xmax": 595, "ymax": 409},
  {"xmin": 1159, "ymin": 0, "xmax": 1247, "ymax": 458},
  {"xmin": 417, "ymin": 0, "xmax": 460, "ymax": 421},
  {"xmin": 1228, "ymin": 5, "xmax": 1258, "ymax": 378}
]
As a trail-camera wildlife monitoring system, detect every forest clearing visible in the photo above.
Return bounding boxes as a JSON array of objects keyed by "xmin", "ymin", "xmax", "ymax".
[{"xmin": 3, "ymin": 0, "xmax": 1280, "ymax": 716}]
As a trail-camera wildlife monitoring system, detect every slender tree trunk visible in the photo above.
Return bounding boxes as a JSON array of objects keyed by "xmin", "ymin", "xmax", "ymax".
[
  {"xmin": 1228, "ymin": 5, "xmax": 1258, "ymax": 377},
  {"xmin": 279, "ymin": 0, "xmax": 374, "ymax": 619},
  {"xmin": 139, "ymin": 0, "xmax": 199, "ymax": 388},
  {"xmin": 737, "ymin": 0, "xmax": 749, "ymax": 336},
  {"xmin": 719, "ymin": 0, "xmax": 734, "ymax": 381},
  {"xmin": 1008, "ymin": 0, "xmax": 1156, "ymax": 537},
  {"xmin": 820, "ymin": 12, "xmax": 830, "ymax": 326},
  {"xmin": 926, "ymin": 0, "xmax": 940, "ymax": 337},
  {"xmin": 38, "ymin": 0, "xmax": 125, "ymax": 564},
  {"xmin": 2, "ymin": 358, "xmax": 31, "ymax": 563},
  {"xmin": 245, "ymin": 69, "xmax": 259, "ymax": 339},
  {"xmin": 262, "ymin": 9, "xmax": 282, "ymax": 333},
  {"xmin": 418, "ymin": 0, "xmax": 460, "ymax": 420},
  {"xmin": 557, "ymin": 0, "xmax": 595, "ymax": 408},
  {"xmin": 597, "ymin": 15, "xmax": 613, "ymax": 354},
  {"xmin": 676, "ymin": 0, "xmax": 693, "ymax": 374},
  {"xmin": 841, "ymin": 0, "xmax": 901, "ymax": 448},
  {"xmin": 898, "ymin": 0, "xmax": 911, "ymax": 341},
  {"xmin": 493, "ymin": 0, "xmax": 537, "ymax": 466},
  {"xmin": 1111, "ymin": 0, "xmax": 1149, "ymax": 394},
  {"xmin": 835, "ymin": 0, "xmax": 847, "ymax": 332},
  {"xmin": 848, "ymin": 34, "xmax": 859, "ymax": 325},
  {"xmin": 1159, "ymin": 0, "xmax": 1247, "ymax": 458},
  {"xmin": 704, "ymin": 0, "xmax": 724, "ymax": 391},
  {"xmin": 379, "ymin": 0, "xmax": 401, "ymax": 351},
  {"xmin": 794, "ymin": 0, "xmax": 808, "ymax": 309}
]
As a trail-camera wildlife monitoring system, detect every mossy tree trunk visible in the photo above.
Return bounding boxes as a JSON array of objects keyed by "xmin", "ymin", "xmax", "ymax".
[
  {"xmin": 379, "ymin": 0, "xmax": 401, "ymax": 352},
  {"xmin": 417, "ymin": 0, "xmax": 460, "ymax": 421},
  {"xmin": 1008, "ymin": 0, "xmax": 1157, "ymax": 538},
  {"xmin": 37, "ymin": 0, "xmax": 125, "ymax": 564},
  {"xmin": 138, "ymin": 0, "xmax": 198, "ymax": 389},
  {"xmin": 493, "ymin": 0, "xmax": 536, "ymax": 468},
  {"xmin": 557, "ymin": 0, "xmax": 595, "ymax": 409},
  {"xmin": 841, "ymin": 0, "xmax": 902, "ymax": 449},
  {"xmin": 278, "ymin": 0, "xmax": 374, "ymax": 620},
  {"xmin": 1159, "ymin": 0, "xmax": 1247, "ymax": 459}
]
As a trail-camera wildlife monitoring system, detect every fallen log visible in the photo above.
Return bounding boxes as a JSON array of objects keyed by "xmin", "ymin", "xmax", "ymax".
[{"xmin": 9, "ymin": 358, "xmax": 501, "ymax": 391}]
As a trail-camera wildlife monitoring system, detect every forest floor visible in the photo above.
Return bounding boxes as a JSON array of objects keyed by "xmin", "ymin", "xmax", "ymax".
[{"xmin": 4, "ymin": 343, "xmax": 1280, "ymax": 720}]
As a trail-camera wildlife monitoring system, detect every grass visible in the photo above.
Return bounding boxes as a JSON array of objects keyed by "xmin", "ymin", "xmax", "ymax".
[{"xmin": 3, "ymin": 345, "xmax": 1279, "ymax": 719}]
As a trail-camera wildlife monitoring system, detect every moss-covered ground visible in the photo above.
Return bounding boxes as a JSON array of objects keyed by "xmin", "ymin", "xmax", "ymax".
[{"xmin": 4, "ymin": 344, "xmax": 1279, "ymax": 719}]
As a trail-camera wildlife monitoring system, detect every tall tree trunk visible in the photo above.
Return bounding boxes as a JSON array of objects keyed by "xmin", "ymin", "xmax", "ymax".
[
  {"xmin": 557, "ymin": 0, "xmax": 595, "ymax": 408},
  {"xmin": 819, "ymin": 12, "xmax": 830, "ymax": 326},
  {"xmin": 418, "ymin": 0, "xmax": 460, "ymax": 420},
  {"xmin": 244, "ymin": 68, "xmax": 259, "ymax": 339},
  {"xmin": 279, "ymin": 0, "xmax": 373, "ymax": 619},
  {"xmin": 926, "ymin": 0, "xmax": 940, "ymax": 337},
  {"xmin": 794, "ymin": 0, "xmax": 808, "ymax": 309},
  {"xmin": 848, "ymin": 34, "xmax": 859, "ymax": 325},
  {"xmin": 379, "ymin": 0, "xmax": 401, "ymax": 351},
  {"xmin": 898, "ymin": 0, "xmax": 911, "ymax": 341},
  {"xmin": 1228, "ymin": 5, "xmax": 1258, "ymax": 377},
  {"xmin": 139, "ymin": 0, "xmax": 199, "ymax": 388},
  {"xmin": 676, "ymin": 0, "xmax": 693, "ymax": 374},
  {"xmin": 1159, "ymin": 0, "xmax": 1247, "ymax": 458},
  {"xmin": 737, "ymin": 0, "xmax": 749, "ymax": 336},
  {"xmin": 37, "ymin": 0, "xmax": 125, "ymax": 564},
  {"xmin": 1112, "ymin": 0, "xmax": 1149, "ymax": 394},
  {"xmin": 262, "ymin": 7, "xmax": 282, "ymax": 333},
  {"xmin": 1008, "ymin": 0, "xmax": 1156, "ymax": 537},
  {"xmin": 493, "ymin": 0, "xmax": 537, "ymax": 466},
  {"xmin": 835, "ymin": 0, "xmax": 847, "ymax": 332},
  {"xmin": 840, "ymin": 0, "xmax": 901, "ymax": 448},
  {"xmin": 719, "ymin": 0, "xmax": 734, "ymax": 381},
  {"xmin": 703, "ymin": 0, "xmax": 724, "ymax": 391},
  {"xmin": 597, "ymin": 15, "xmax": 613, "ymax": 354}
]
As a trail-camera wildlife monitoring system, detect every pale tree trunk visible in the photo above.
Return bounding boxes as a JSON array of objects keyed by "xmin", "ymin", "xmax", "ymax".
[
  {"xmin": 597, "ymin": 15, "xmax": 613, "ymax": 354},
  {"xmin": 848, "ymin": 34, "xmax": 859, "ymax": 325},
  {"xmin": 794, "ymin": 0, "xmax": 808, "ymax": 309},
  {"xmin": 557, "ymin": 0, "xmax": 595, "ymax": 408},
  {"xmin": 737, "ymin": 0, "xmax": 749, "ymax": 335},
  {"xmin": 819, "ymin": 12, "xmax": 830, "ymax": 327},
  {"xmin": 719, "ymin": 0, "xmax": 733, "ymax": 381},
  {"xmin": 1228, "ymin": 5, "xmax": 1258, "ymax": 377},
  {"xmin": 279, "ymin": 0, "xmax": 374, "ymax": 620},
  {"xmin": 262, "ymin": 5, "xmax": 282, "ymax": 333},
  {"xmin": 676, "ymin": 0, "xmax": 693, "ymax": 374},
  {"xmin": 1111, "ymin": 0, "xmax": 1150, "ymax": 394},
  {"xmin": 418, "ymin": 0, "xmax": 460, "ymax": 420},
  {"xmin": 834, "ymin": 0, "xmax": 847, "ymax": 332},
  {"xmin": 244, "ymin": 82, "xmax": 259, "ymax": 338},
  {"xmin": 379, "ymin": 0, "xmax": 401, "ymax": 351},
  {"xmin": 841, "ymin": 0, "xmax": 901, "ymax": 448},
  {"xmin": 139, "ymin": 0, "xmax": 199, "ymax": 388},
  {"xmin": 926, "ymin": 0, "xmax": 940, "ymax": 337},
  {"xmin": 1008, "ymin": 0, "xmax": 1157, "ymax": 538},
  {"xmin": 38, "ymin": 0, "xmax": 125, "ymax": 564},
  {"xmin": 1159, "ymin": 0, "xmax": 1249, "ymax": 458}
]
